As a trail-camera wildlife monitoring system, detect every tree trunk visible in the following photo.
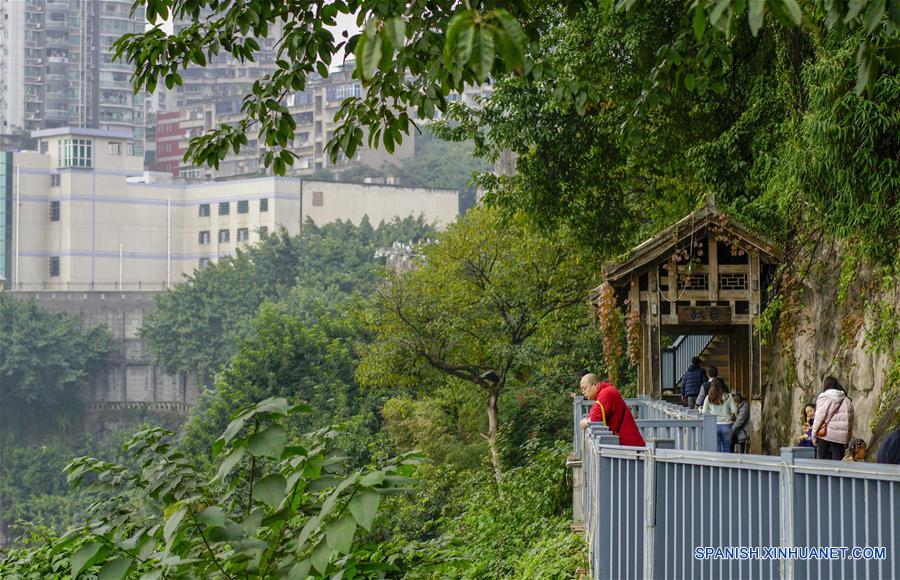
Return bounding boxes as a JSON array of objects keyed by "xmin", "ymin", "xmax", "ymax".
[{"xmin": 486, "ymin": 390, "xmax": 503, "ymax": 484}]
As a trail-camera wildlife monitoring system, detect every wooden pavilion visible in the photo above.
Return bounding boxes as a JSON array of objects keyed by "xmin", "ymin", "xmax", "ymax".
[{"xmin": 597, "ymin": 200, "xmax": 782, "ymax": 400}]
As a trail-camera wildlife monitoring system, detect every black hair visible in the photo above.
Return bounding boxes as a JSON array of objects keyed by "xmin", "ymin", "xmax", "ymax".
[
  {"xmin": 801, "ymin": 403, "xmax": 815, "ymax": 423},
  {"xmin": 707, "ymin": 365, "xmax": 718, "ymax": 378},
  {"xmin": 822, "ymin": 376, "xmax": 845, "ymax": 393},
  {"xmin": 691, "ymin": 357, "xmax": 701, "ymax": 366}
]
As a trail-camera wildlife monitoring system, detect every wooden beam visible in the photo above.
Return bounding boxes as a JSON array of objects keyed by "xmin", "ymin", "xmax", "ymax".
[
  {"xmin": 648, "ymin": 265, "xmax": 661, "ymax": 398},
  {"xmin": 668, "ymin": 256, "xmax": 677, "ymax": 302},
  {"xmin": 708, "ymin": 236, "xmax": 719, "ymax": 302},
  {"xmin": 750, "ymin": 250, "xmax": 761, "ymax": 398}
]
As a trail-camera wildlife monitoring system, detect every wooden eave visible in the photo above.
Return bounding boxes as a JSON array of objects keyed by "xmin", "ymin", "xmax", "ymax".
[{"xmin": 602, "ymin": 205, "xmax": 782, "ymax": 286}]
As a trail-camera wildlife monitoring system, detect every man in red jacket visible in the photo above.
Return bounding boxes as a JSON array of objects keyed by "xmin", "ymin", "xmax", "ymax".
[{"xmin": 579, "ymin": 373, "xmax": 646, "ymax": 447}]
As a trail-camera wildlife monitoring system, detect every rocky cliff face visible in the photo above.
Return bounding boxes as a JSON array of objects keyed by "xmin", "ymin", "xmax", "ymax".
[{"xmin": 761, "ymin": 241, "xmax": 899, "ymax": 456}]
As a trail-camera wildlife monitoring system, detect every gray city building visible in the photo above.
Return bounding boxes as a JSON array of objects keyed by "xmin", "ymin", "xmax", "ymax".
[{"xmin": 0, "ymin": 0, "xmax": 146, "ymax": 153}]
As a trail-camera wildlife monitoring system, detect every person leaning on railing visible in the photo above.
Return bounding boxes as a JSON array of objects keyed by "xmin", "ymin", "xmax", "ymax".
[{"xmin": 578, "ymin": 373, "xmax": 646, "ymax": 447}]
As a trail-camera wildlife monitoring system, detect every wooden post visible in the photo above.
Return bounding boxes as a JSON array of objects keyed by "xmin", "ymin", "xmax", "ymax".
[
  {"xmin": 629, "ymin": 276, "xmax": 645, "ymax": 395},
  {"xmin": 708, "ymin": 236, "xmax": 719, "ymax": 302},
  {"xmin": 668, "ymin": 256, "xmax": 677, "ymax": 302},
  {"xmin": 648, "ymin": 265, "xmax": 661, "ymax": 398},
  {"xmin": 750, "ymin": 250, "xmax": 762, "ymax": 399}
]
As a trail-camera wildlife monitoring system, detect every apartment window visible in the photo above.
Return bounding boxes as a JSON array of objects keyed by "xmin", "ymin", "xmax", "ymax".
[
  {"xmin": 259, "ymin": 198, "xmax": 269, "ymax": 212},
  {"xmin": 108, "ymin": 142, "xmax": 121, "ymax": 156},
  {"xmin": 218, "ymin": 202, "xmax": 230, "ymax": 216},
  {"xmin": 237, "ymin": 228, "xmax": 249, "ymax": 242},
  {"xmin": 40, "ymin": 141, "xmax": 49, "ymax": 154},
  {"xmin": 50, "ymin": 201, "xmax": 60, "ymax": 222},
  {"xmin": 312, "ymin": 191, "xmax": 324, "ymax": 207},
  {"xmin": 199, "ymin": 257, "xmax": 211, "ymax": 268},
  {"xmin": 259, "ymin": 226, "xmax": 268, "ymax": 236},
  {"xmin": 198, "ymin": 203, "xmax": 210, "ymax": 217},
  {"xmin": 49, "ymin": 257, "xmax": 60, "ymax": 277},
  {"xmin": 218, "ymin": 229, "xmax": 230, "ymax": 243},
  {"xmin": 50, "ymin": 174, "xmax": 61, "ymax": 187},
  {"xmin": 237, "ymin": 200, "xmax": 249, "ymax": 214},
  {"xmin": 198, "ymin": 230, "xmax": 210, "ymax": 245},
  {"xmin": 58, "ymin": 138, "xmax": 93, "ymax": 168}
]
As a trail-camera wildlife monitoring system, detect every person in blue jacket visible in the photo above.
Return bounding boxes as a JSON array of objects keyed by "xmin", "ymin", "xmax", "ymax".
[{"xmin": 680, "ymin": 357, "xmax": 707, "ymax": 409}]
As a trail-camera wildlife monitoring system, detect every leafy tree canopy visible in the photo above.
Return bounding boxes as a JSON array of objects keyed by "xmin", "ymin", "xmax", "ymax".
[
  {"xmin": 358, "ymin": 206, "xmax": 602, "ymax": 481},
  {"xmin": 434, "ymin": 2, "xmax": 898, "ymax": 260},
  {"xmin": 114, "ymin": 0, "xmax": 895, "ymax": 179},
  {"xmin": 0, "ymin": 398, "xmax": 423, "ymax": 578},
  {"xmin": 141, "ymin": 217, "xmax": 434, "ymax": 384},
  {"xmin": 0, "ymin": 295, "xmax": 111, "ymax": 408}
]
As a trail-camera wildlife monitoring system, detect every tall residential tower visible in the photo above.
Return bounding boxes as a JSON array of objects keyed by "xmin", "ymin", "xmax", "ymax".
[{"xmin": 0, "ymin": 0, "xmax": 146, "ymax": 153}]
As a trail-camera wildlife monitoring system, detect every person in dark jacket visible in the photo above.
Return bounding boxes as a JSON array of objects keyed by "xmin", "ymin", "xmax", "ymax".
[
  {"xmin": 731, "ymin": 393, "xmax": 750, "ymax": 453},
  {"xmin": 877, "ymin": 428, "xmax": 900, "ymax": 465},
  {"xmin": 696, "ymin": 365, "xmax": 726, "ymax": 407},
  {"xmin": 680, "ymin": 357, "xmax": 707, "ymax": 409}
]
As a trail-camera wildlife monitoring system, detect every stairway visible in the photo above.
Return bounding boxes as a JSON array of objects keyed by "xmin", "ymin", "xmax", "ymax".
[{"xmin": 699, "ymin": 335, "xmax": 730, "ymax": 387}]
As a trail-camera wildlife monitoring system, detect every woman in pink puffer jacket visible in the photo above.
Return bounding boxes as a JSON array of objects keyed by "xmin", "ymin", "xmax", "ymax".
[{"xmin": 811, "ymin": 376, "xmax": 854, "ymax": 460}]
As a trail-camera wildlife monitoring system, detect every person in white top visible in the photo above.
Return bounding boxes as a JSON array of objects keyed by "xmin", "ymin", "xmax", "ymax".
[{"xmin": 701, "ymin": 378, "xmax": 737, "ymax": 453}]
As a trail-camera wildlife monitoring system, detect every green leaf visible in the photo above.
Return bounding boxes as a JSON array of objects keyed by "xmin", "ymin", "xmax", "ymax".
[
  {"xmin": 310, "ymin": 539, "xmax": 332, "ymax": 573},
  {"xmin": 845, "ymin": 0, "xmax": 867, "ymax": 22},
  {"xmin": 196, "ymin": 506, "xmax": 227, "ymax": 528},
  {"xmin": 218, "ymin": 415, "xmax": 249, "ymax": 448},
  {"xmin": 444, "ymin": 10, "xmax": 475, "ymax": 66},
  {"xmin": 358, "ymin": 22, "xmax": 382, "ymax": 80},
  {"xmin": 495, "ymin": 10, "xmax": 526, "ymax": 70},
  {"xmin": 253, "ymin": 474, "xmax": 288, "ymax": 507},
  {"xmin": 295, "ymin": 516, "xmax": 320, "ymax": 551},
  {"xmin": 348, "ymin": 490, "xmax": 381, "ymax": 531},
  {"xmin": 248, "ymin": 424, "xmax": 288, "ymax": 459},
  {"xmin": 326, "ymin": 515, "xmax": 357, "ymax": 555},
  {"xmin": 253, "ymin": 397, "xmax": 291, "ymax": 416},
  {"xmin": 474, "ymin": 27, "xmax": 496, "ymax": 82},
  {"xmin": 684, "ymin": 73, "xmax": 697, "ymax": 90},
  {"xmin": 163, "ymin": 505, "xmax": 188, "ymax": 545},
  {"xmin": 863, "ymin": 0, "xmax": 886, "ymax": 33},
  {"xmin": 384, "ymin": 17, "xmax": 406, "ymax": 47},
  {"xmin": 288, "ymin": 559, "xmax": 312, "ymax": 579},
  {"xmin": 213, "ymin": 447, "xmax": 246, "ymax": 483},
  {"xmin": 780, "ymin": 0, "xmax": 802, "ymax": 25},
  {"xmin": 749, "ymin": 0, "xmax": 766, "ymax": 35},
  {"xmin": 693, "ymin": 5, "xmax": 706, "ymax": 41},
  {"xmin": 71, "ymin": 542, "xmax": 103, "ymax": 578},
  {"xmin": 98, "ymin": 558, "xmax": 133, "ymax": 580},
  {"xmin": 358, "ymin": 470, "xmax": 385, "ymax": 487}
]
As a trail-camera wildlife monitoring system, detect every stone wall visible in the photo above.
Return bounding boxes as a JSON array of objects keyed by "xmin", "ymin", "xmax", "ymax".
[
  {"xmin": 8, "ymin": 291, "xmax": 198, "ymax": 406},
  {"xmin": 760, "ymin": 242, "xmax": 899, "ymax": 456}
]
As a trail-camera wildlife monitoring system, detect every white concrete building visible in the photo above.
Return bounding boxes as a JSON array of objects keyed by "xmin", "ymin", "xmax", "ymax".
[{"xmin": 1, "ymin": 128, "xmax": 461, "ymax": 291}]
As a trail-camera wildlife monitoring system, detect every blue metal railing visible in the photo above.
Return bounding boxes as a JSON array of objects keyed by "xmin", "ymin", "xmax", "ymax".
[{"xmin": 571, "ymin": 400, "xmax": 900, "ymax": 579}]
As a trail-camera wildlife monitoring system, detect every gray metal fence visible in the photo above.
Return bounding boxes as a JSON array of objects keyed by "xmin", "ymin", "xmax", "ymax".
[
  {"xmin": 573, "ymin": 396, "xmax": 717, "ymax": 459},
  {"xmin": 576, "ymin": 425, "xmax": 900, "ymax": 579}
]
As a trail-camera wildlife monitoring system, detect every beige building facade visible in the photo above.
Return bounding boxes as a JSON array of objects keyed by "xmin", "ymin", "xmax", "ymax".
[{"xmin": 4, "ymin": 128, "xmax": 460, "ymax": 291}]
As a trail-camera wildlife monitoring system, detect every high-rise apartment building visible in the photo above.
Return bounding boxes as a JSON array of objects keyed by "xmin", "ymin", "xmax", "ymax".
[
  {"xmin": 154, "ymin": 61, "xmax": 415, "ymax": 179},
  {"xmin": 0, "ymin": 0, "xmax": 146, "ymax": 153}
]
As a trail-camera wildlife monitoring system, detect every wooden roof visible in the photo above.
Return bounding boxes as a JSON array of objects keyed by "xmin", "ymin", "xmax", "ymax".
[{"xmin": 603, "ymin": 203, "xmax": 782, "ymax": 284}]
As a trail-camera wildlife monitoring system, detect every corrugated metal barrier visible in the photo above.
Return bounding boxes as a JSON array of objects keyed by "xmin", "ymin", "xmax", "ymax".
[{"xmin": 573, "ymin": 399, "xmax": 900, "ymax": 579}]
